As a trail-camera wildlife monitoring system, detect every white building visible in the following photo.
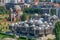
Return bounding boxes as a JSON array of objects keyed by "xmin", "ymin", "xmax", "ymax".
[
  {"xmin": 9, "ymin": 13, "xmax": 58, "ymax": 38},
  {"xmin": 1, "ymin": 0, "xmax": 25, "ymax": 4}
]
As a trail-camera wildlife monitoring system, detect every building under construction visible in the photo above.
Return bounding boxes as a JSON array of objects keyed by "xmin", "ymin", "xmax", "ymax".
[{"xmin": 8, "ymin": 5, "xmax": 23, "ymax": 22}]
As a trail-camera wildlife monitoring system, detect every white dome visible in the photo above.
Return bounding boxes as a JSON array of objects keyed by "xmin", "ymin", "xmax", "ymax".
[
  {"xmin": 18, "ymin": 22, "xmax": 21, "ymax": 24},
  {"xmin": 21, "ymin": 22, "xmax": 24, "ymax": 24},
  {"xmin": 45, "ymin": 27, "xmax": 49, "ymax": 29},
  {"xmin": 11, "ymin": 23, "xmax": 14, "ymax": 26},
  {"xmin": 48, "ymin": 14, "xmax": 50, "ymax": 17},
  {"xmin": 33, "ymin": 27, "xmax": 37, "ymax": 30},
  {"xmin": 14, "ymin": 5, "xmax": 21, "ymax": 10},
  {"xmin": 45, "ymin": 25, "xmax": 50, "ymax": 29},
  {"xmin": 38, "ymin": 27, "xmax": 42, "ymax": 30},
  {"xmin": 24, "ymin": 24, "xmax": 29, "ymax": 27},
  {"xmin": 29, "ymin": 20, "xmax": 34, "ymax": 23},
  {"xmin": 34, "ymin": 20, "xmax": 38, "ymax": 22},
  {"xmin": 14, "ymin": 14, "xmax": 16, "ymax": 17},
  {"xmin": 32, "ymin": 24, "xmax": 35, "ymax": 27},
  {"xmin": 24, "ymin": 20, "xmax": 28, "ymax": 23},
  {"xmin": 47, "ymin": 25, "xmax": 50, "ymax": 27},
  {"xmin": 42, "ymin": 24, "xmax": 45, "ymax": 27},
  {"xmin": 39, "ymin": 18, "xmax": 44, "ymax": 21},
  {"xmin": 44, "ymin": 13, "xmax": 48, "ymax": 16},
  {"xmin": 34, "ymin": 13, "xmax": 38, "ymax": 16},
  {"xmin": 52, "ymin": 15, "xmax": 58, "ymax": 19},
  {"xmin": 37, "ymin": 20, "xmax": 43, "ymax": 24},
  {"xmin": 44, "ymin": 21, "xmax": 48, "ymax": 24},
  {"xmin": 10, "ymin": 8, "xmax": 13, "ymax": 12},
  {"xmin": 49, "ymin": 22, "xmax": 52, "ymax": 25}
]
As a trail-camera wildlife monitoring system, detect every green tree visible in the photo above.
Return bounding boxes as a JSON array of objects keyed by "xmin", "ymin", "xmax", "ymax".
[
  {"xmin": 47, "ymin": 38, "xmax": 54, "ymax": 40},
  {"xmin": 0, "ymin": 6, "xmax": 9, "ymax": 15},
  {"xmin": 51, "ymin": 9, "xmax": 56, "ymax": 16},
  {"xmin": 55, "ymin": 21, "xmax": 60, "ymax": 40},
  {"xmin": 21, "ymin": 13, "xmax": 27, "ymax": 21},
  {"xmin": 23, "ymin": 7, "xmax": 41, "ymax": 14}
]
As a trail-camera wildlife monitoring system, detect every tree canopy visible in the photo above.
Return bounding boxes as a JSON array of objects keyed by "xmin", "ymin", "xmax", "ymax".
[
  {"xmin": 21, "ymin": 13, "xmax": 27, "ymax": 21},
  {"xmin": 23, "ymin": 8, "xmax": 41, "ymax": 14},
  {"xmin": 0, "ymin": 6, "xmax": 9, "ymax": 14},
  {"xmin": 55, "ymin": 21, "xmax": 60, "ymax": 40}
]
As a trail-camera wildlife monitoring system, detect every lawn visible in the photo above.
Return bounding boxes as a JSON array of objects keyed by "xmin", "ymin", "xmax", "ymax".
[
  {"xmin": 18, "ymin": 37, "xmax": 36, "ymax": 40},
  {"xmin": 0, "ymin": 33, "xmax": 15, "ymax": 39}
]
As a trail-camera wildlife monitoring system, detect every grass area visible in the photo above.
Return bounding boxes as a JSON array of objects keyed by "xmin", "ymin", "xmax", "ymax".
[
  {"xmin": 18, "ymin": 37, "xmax": 36, "ymax": 40},
  {"xmin": 0, "ymin": 33, "xmax": 15, "ymax": 39},
  {"xmin": 18, "ymin": 37, "xmax": 26, "ymax": 40}
]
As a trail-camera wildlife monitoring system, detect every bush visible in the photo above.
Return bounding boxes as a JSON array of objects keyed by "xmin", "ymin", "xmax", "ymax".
[
  {"xmin": 47, "ymin": 38, "xmax": 54, "ymax": 40},
  {"xmin": 55, "ymin": 21, "xmax": 60, "ymax": 40},
  {"xmin": 21, "ymin": 13, "xmax": 27, "ymax": 21}
]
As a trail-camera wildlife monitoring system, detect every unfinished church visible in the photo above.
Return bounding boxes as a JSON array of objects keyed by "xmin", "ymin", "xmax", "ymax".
[{"xmin": 8, "ymin": 5, "xmax": 23, "ymax": 22}]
